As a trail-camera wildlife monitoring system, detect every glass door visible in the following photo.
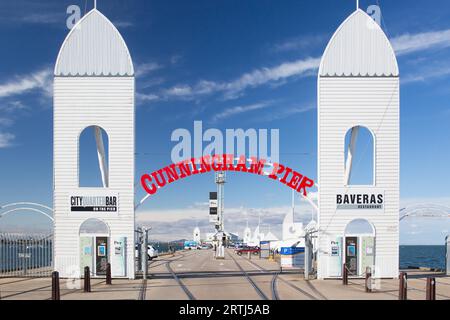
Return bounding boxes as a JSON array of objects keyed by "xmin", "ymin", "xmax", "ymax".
[{"xmin": 95, "ymin": 237, "xmax": 109, "ymax": 275}]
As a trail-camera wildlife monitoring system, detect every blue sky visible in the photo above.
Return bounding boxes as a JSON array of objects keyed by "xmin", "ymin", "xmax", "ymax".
[{"xmin": 0, "ymin": 0, "xmax": 450, "ymax": 244}]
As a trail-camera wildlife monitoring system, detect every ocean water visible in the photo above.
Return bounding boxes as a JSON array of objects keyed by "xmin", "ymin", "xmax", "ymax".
[{"xmin": 400, "ymin": 245, "xmax": 446, "ymax": 270}]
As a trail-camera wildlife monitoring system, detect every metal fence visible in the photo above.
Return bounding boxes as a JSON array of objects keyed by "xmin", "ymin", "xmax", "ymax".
[{"xmin": 0, "ymin": 234, "xmax": 53, "ymax": 277}]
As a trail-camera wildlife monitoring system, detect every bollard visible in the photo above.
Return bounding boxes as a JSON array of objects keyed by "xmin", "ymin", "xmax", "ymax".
[
  {"xmin": 426, "ymin": 277, "xmax": 436, "ymax": 300},
  {"xmin": 399, "ymin": 272, "xmax": 408, "ymax": 300},
  {"xmin": 106, "ymin": 263, "xmax": 112, "ymax": 285},
  {"xmin": 248, "ymin": 251, "xmax": 251, "ymax": 260},
  {"xmin": 51, "ymin": 271, "xmax": 60, "ymax": 300},
  {"xmin": 342, "ymin": 264, "xmax": 348, "ymax": 285},
  {"xmin": 365, "ymin": 267, "xmax": 372, "ymax": 293},
  {"xmin": 84, "ymin": 266, "xmax": 91, "ymax": 293}
]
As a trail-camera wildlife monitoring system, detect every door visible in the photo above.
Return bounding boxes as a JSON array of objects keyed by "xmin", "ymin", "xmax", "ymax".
[
  {"xmin": 80, "ymin": 237, "xmax": 94, "ymax": 276},
  {"xmin": 345, "ymin": 237, "xmax": 358, "ymax": 275},
  {"xmin": 361, "ymin": 237, "xmax": 375, "ymax": 275},
  {"xmin": 95, "ymin": 237, "xmax": 109, "ymax": 275},
  {"xmin": 328, "ymin": 236, "xmax": 343, "ymax": 277}
]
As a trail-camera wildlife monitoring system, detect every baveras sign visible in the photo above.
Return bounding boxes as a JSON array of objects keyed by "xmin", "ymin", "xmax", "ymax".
[
  {"xmin": 336, "ymin": 191, "xmax": 384, "ymax": 210},
  {"xmin": 141, "ymin": 154, "xmax": 314, "ymax": 197}
]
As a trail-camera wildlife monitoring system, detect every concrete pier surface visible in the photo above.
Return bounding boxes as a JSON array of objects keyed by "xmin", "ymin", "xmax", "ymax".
[{"xmin": 0, "ymin": 249, "xmax": 449, "ymax": 300}]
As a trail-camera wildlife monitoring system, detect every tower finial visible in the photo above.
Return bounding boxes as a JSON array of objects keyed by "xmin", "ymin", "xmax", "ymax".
[
  {"xmin": 356, "ymin": 0, "xmax": 359, "ymax": 10},
  {"xmin": 94, "ymin": 0, "xmax": 97, "ymax": 9}
]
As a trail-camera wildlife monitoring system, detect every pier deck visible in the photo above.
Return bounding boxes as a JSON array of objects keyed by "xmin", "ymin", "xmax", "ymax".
[{"xmin": 1, "ymin": 249, "xmax": 449, "ymax": 300}]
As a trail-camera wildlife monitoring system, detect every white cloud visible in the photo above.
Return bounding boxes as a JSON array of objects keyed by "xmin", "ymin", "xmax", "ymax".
[
  {"xmin": 402, "ymin": 64, "xmax": 450, "ymax": 84},
  {"xmin": 253, "ymin": 105, "xmax": 315, "ymax": 122},
  {"xmin": 170, "ymin": 55, "xmax": 183, "ymax": 65},
  {"xmin": 164, "ymin": 85, "xmax": 194, "ymax": 97},
  {"xmin": 0, "ymin": 68, "xmax": 52, "ymax": 99},
  {"xmin": 0, "ymin": 132, "xmax": 14, "ymax": 148},
  {"xmin": 136, "ymin": 92, "xmax": 160, "ymax": 103},
  {"xmin": 0, "ymin": 101, "xmax": 27, "ymax": 112},
  {"xmin": 20, "ymin": 13, "xmax": 62, "ymax": 25},
  {"xmin": 392, "ymin": 29, "xmax": 450, "ymax": 56},
  {"xmin": 211, "ymin": 101, "xmax": 274, "ymax": 122},
  {"xmin": 136, "ymin": 204, "xmax": 315, "ymax": 241},
  {"xmin": 113, "ymin": 21, "xmax": 134, "ymax": 28},
  {"xmin": 0, "ymin": 118, "xmax": 13, "ymax": 126},
  {"xmin": 272, "ymin": 35, "xmax": 327, "ymax": 53},
  {"xmin": 163, "ymin": 57, "xmax": 321, "ymax": 101},
  {"xmin": 135, "ymin": 62, "xmax": 163, "ymax": 78}
]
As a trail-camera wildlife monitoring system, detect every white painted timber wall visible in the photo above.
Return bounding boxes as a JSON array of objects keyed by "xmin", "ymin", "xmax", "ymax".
[
  {"xmin": 53, "ymin": 77, "xmax": 135, "ymax": 279},
  {"xmin": 317, "ymin": 77, "xmax": 400, "ymax": 279}
]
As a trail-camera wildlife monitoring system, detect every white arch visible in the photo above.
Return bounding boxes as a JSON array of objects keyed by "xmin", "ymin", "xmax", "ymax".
[
  {"xmin": 0, "ymin": 207, "xmax": 54, "ymax": 222},
  {"xmin": 79, "ymin": 218, "xmax": 110, "ymax": 235},
  {"xmin": 344, "ymin": 218, "xmax": 376, "ymax": 236},
  {"xmin": 319, "ymin": 9, "xmax": 398, "ymax": 77},
  {"xmin": 400, "ymin": 204, "xmax": 450, "ymax": 221},
  {"xmin": 55, "ymin": 9, "xmax": 134, "ymax": 76},
  {"xmin": 344, "ymin": 125, "xmax": 375, "ymax": 186},
  {"xmin": 1, "ymin": 202, "xmax": 53, "ymax": 213},
  {"xmin": 79, "ymin": 125, "xmax": 109, "ymax": 188}
]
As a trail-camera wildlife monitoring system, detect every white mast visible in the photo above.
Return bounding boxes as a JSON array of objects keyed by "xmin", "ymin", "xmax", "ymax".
[
  {"xmin": 94, "ymin": 126, "xmax": 109, "ymax": 187},
  {"xmin": 344, "ymin": 126, "xmax": 360, "ymax": 185},
  {"xmin": 215, "ymin": 171, "xmax": 226, "ymax": 232}
]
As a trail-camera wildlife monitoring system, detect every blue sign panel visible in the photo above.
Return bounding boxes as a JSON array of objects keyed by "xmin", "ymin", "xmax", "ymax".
[{"xmin": 280, "ymin": 247, "xmax": 305, "ymax": 255}]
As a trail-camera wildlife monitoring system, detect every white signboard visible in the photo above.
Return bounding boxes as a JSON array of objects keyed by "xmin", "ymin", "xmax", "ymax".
[
  {"xmin": 336, "ymin": 188, "xmax": 384, "ymax": 213},
  {"xmin": 111, "ymin": 237, "xmax": 126, "ymax": 277},
  {"xmin": 69, "ymin": 191, "xmax": 119, "ymax": 213},
  {"xmin": 328, "ymin": 237, "xmax": 343, "ymax": 277}
]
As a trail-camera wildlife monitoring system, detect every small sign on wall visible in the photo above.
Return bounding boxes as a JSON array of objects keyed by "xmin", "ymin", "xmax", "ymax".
[
  {"xmin": 209, "ymin": 192, "xmax": 218, "ymax": 223},
  {"xmin": 111, "ymin": 237, "xmax": 126, "ymax": 277}
]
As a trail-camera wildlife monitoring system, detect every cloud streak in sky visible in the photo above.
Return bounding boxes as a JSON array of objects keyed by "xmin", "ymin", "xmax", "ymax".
[
  {"xmin": 160, "ymin": 57, "xmax": 321, "ymax": 101},
  {"xmin": 391, "ymin": 28, "xmax": 450, "ymax": 56},
  {"xmin": 0, "ymin": 68, "xmax": 52, "ymax": 99},
  {"xmin": 135, "ymin": 62, "xmax": 163, "ymax": 78},
  {"xmin": 0, "ymin": 132, "xmax": 15, "ymax": 148},
  {"xmin": 211, "ymin": 101, "xmax": 274, "ymax": 122}
]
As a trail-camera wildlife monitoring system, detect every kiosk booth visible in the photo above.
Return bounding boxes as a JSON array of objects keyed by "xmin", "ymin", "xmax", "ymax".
[
  {"xmin": 316, "ymin": 9, "xmax": 400, "ymax": 279},
  {"xmin": 53, "ymin": 8, "xmax": 135, "ymax": 279}
]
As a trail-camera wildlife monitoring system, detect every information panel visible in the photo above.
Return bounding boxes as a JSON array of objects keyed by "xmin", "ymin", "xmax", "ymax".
[
  {"xmin": 209, "ymin": 192, "xmax": 218, "ymax": 223},
  {"xmin": 111, "ymin": 237, "xmax": 126, "ymax": 277},
  {"xmin": 260, "ymin": 241, "xmax": 270, "ymax": 259},
  {"xmin": 280, "ymin": 247, "xmax": 305, "ymax": 269}
]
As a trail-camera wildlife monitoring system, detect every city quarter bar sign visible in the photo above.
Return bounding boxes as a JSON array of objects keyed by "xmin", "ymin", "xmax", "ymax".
[
  {"xmin": 70, "ymin": 194, "xmax": 119, "ymax": 212},
  {"xmin": 141, "ymin": 154, "xmax": 315, "ymax": 197}
]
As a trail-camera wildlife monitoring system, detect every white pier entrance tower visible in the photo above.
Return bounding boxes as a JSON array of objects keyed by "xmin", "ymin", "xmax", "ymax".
[
  {"xmin": 317, "ymin": 9, "xmax": 400, "ymax": 279},
  {"xmin": 53, "ymin": 8, "xmax": 135, "ymax": 279}
]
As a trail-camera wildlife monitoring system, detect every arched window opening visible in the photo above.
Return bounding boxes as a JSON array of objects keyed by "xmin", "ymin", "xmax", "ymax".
[
  {"xmin": 79, "ymin": 218, "xmax": 110, "ymax": 235},
  {"xmin": 344, "ymin": 219, "xmax": 375, "ymax": 236},
  {"xmin": 344, "ymin": 126, "xmax": 374, "ymax": 186},
  {"xmin": 79, "ymin": 126, "xmax": 109, "ymax": 188}
]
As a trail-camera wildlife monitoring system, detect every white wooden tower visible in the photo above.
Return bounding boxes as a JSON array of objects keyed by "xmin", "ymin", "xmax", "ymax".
[
  {"xmin": 317, "ymin": 9, "xmax": 400, "ymax": 279},
  {"xmin": 53, "ymin": 8, "xmax": 135, "ymax": 279}
]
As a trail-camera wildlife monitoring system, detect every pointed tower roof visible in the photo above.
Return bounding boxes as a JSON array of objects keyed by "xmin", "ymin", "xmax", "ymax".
[
  {"xmin": 55, "ymin": 9, "xmax": 134, "ymax": 76},
  {"xmin": 319, "ymin": 9, "xmax": 398, "ymax": 77}
]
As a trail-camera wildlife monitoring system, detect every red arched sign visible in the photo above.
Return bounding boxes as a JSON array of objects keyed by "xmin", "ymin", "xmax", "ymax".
[{"xmin": 141, "ymin": 154, "xmax": 314, "ymax": 197}]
